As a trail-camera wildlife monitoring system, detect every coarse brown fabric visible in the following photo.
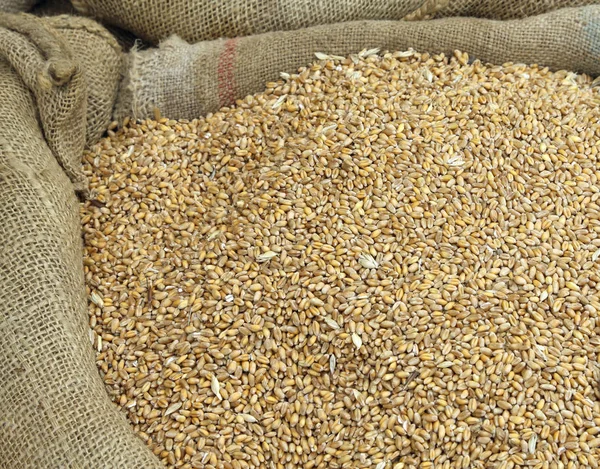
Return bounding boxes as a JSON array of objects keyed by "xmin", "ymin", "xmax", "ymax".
[
  {"xmin": 33, "ymin": 0, "xmax": 141, "ymax": 52},
  {"xmin": 0, "ymin": 13, "xmax": 87, "ymax": 190},
  {"xmin": 429, "ymin": 0, "xmax": 599, "ymax": 20},
  {"xmin": 69, "ymin": 0, "xmax": 600, "ymax": 44},
  {"xmin": 71, "ymin": 0, "xmax": 427, "ymax": 44},
  {"xmin": 114, "ymin": 5, "xmax": 600, "ymax": 122},
  {"xmin": 0, "ymin": 13, "xmax": 161, "ymax": 469},
  {"xmin": 48, "ymin": 15, "xmax": 123, "ymax": 145},
  {"xmin": 0, "ymin": 13, "xmax": 121, "ymax": 187}
]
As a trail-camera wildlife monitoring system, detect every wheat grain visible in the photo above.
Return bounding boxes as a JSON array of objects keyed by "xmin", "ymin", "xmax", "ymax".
[{"xmin": 82, "ymin": 49, "xmax": 600, "ymax": 469}]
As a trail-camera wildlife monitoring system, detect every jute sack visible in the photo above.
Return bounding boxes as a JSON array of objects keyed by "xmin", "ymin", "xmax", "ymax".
[
  {"xmin": 33, "ymin": 0, "xmax": 140, "ymax": 52},
  {"xmin": 0, "ymin": 14, "xmax": 121, "ymax": 189},
  {"xmin": 114, "ymin": 5, "xmax": 600, "ymax": 122},
  {"xmin": 70, "ymin": 0, "xmax": 600, "ymax": 44},
  {"xmin": 428, "ymin": 0, "xmax": 599, "ymax": 20},
  {"xmin": 71, "ymin": 0, "xmax": 427, "ymax": 44},
  {"xmin": 0, "ymin": 13, "xmax": 162, "ymax": 469},
  {"xmin": 46, "ymin": 15, "xmax": 124, "ymax": 145}
]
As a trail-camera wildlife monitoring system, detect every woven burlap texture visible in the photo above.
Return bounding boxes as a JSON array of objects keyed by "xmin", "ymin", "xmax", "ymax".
[
  {"xmin": 0, "ymin": 13, "xmax": 162, "ymax": 469},
  {"xmin": 0, "ymin": 13, "xmax": 88, "ymax": 190},
  {"xmin": 430, "ymin": 0, "xmax": 598, "ymax": 19},
  {"xmin": 71, "ymin": 0, "xmax": 426, "ymax": 44},
  {"xmin": 70, "ymin": 0, "xmax": 600, "ymax": 44},
  {"xmin": 33, "ymin": 0, "xmax": 140, "ymax": 53},
  {"xmin": 115, "ymin": 5, "xmax": 600, "ymax": 122},
  {"xmin": 47, "ymin": 15, "xmax": 123, "ymax": 145}
]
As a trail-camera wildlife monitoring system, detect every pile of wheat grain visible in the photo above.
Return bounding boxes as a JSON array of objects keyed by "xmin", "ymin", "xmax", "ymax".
[{"xmin": 82, "ymin": 49, "xmax": 600, "ymax": 469}]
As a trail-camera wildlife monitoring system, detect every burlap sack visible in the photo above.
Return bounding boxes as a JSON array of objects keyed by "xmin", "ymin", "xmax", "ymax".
[
  {"xmin": 34, "ymin": 0, "xmax": 140, "ymax": 52},
  {"xmin": 429, "ymin": 0, "xmax": 598, "ymax": 20},
  {"xmin": 0, "ymin": 13, "xmax": 86, "ymax": 190},
  {"xmin": 114, "ymin": 5, "xmax": 600, "ymax": 122},
  {"xmin": 0, "ymin": 13, "xmax": 121, "ymax": 190},
  {"xmin": 71, "ymin": 0, "xmax": 427, "ymax": 44},
  {"xmin": 70, "ymin": 0, "xmax": 600, "ymax": 44},
  {"xmin": 48, "ymin": 15, "xmax": 123, "ymax": 145},
  {"xmin": 0, "ymin": 13, "xmax": 161, "ymax": 469}
]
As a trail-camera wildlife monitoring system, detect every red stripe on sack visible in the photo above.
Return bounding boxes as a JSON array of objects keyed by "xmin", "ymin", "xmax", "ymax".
[{"xmin": 217, "ymin": 38, "xmax": 238, "ymax": 108}]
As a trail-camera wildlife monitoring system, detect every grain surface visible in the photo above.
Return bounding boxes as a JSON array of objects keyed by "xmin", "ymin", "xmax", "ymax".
[{"xmin": 82, "ymin": 50, "xmax": 600, "ymax": 469}]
